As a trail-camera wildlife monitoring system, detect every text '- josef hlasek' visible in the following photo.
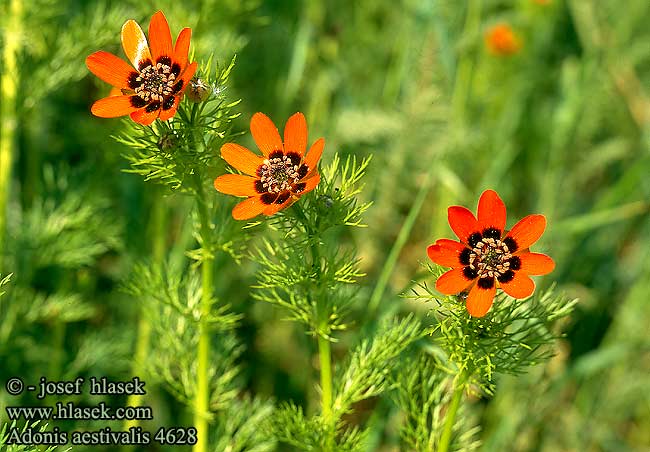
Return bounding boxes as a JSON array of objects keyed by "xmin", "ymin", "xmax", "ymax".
[{"xmin": 35, "ymin": 376, "xmax": 146, "ymax": 399}]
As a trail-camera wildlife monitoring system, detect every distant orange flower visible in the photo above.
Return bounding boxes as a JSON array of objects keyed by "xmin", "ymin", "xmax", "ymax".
[
  {"xmin": 214, "ymin": 112, "xmax": 323, "ymax": 220},
  {"xmin": 427, "ymin": 190, "xmax": 554, "ymax": 318},
  {"xmin": 485, "ymin": 24, "xmax": 521, "ymax": 56},
  {"xmin": 85, "ymin": 11, "xmax": 197, "ymax": 125},
  {"xmin": 533, "ymin": 0, "xmax": 551, "ymax": 4}
]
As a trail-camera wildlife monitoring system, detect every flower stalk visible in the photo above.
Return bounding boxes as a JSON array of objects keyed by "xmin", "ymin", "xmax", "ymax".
[
  {"xmin": 438, "ymin": 376, "xmax": 465, "ymax": 452},
  {"xmin": 293, "ymin": 204, "xmax": 333, "ymax": 421},
  {"xmin": 318, "ymin": 332, "xmax": 333, "ymax": 422},
  {"xmin": 194, "ymin": 179, "xmax": 214, "ymax": 452},
  {"xmin": 0, "ymin": 0, "xmax": 22, "ymax": 270}
]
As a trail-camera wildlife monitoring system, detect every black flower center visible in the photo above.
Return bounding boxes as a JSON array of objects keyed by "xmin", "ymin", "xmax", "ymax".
[
  {"xmin": 136, "ymin": 62, "xmax": 176, "ymax": 102},
  {"xmin": 128, "ymin": 57, "xmax": 184, "ymax": 109},
  {"xmin": 143, "ymin": 73, "xmax": 165, "ymax": 91},
  {"xmin": 257, "ymin": 151, "xmax": 308, "ymax": 194},
  {"xmin": 469, "ymin": 237, "xmax": 514, "ymax": 280}
]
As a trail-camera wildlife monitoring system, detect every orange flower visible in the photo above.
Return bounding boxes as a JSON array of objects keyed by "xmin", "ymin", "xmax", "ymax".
[
  {"xmin": 85, "ymin": 11, "xmax": 197, "ymax": 125},
  {"xmin": 427, "ymin": 190, "xmax": 554, "ymax": 318},
  {"xmin": 485, "ymin": 24, "xmax": 521, "ymax": 56},
  {"xmin": 214, "ymin": 112, "xmax": 323, "ymax": 220}
]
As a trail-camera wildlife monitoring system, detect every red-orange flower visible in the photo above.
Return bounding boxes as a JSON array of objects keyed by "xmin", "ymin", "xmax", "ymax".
[
  {"xmin": 214, "ymin": 112, "xmax": 323, "ymax": 220},
  {"xmin": 85, "ymin": 11, "xmax": 197, "ymax": 125},
  {"xmin": 485, "ymin": 24, "xmax": 521, "ymax": 56},
  {"xmin": 427, "ymin": 190, "xmax": 554, "ymax": 318}
]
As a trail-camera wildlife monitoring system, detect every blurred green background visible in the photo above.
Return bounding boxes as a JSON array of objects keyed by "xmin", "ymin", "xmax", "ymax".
[{"xmin": 1, "ymin": 0, "xmax": 649, "ymax": 450}]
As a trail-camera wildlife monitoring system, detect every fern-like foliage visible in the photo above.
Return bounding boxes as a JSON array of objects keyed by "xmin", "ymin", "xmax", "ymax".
[
  {"xmin": 17, "ymin": 1, "xmax": 130, "ymax": 108},
  {"xmin": 252, "ymin": 154, "xmax": 372, "ymax": 337},
  {"xmin": 123, "ymin": 262, "xmax": 242, "ymax": 329},
  {"xmin": 332, "ymin": 315, "xmax": 425, "ymax": 419},
  {"xmin": 392, "ymin": 354, "xmax": 481, "ymax": 452},
  {"xmin": 0, "ymin": 171, "xmax": 124, "ymax": 375},
  {"xmin": 268, "ymin": 317, "xmax": 424, "ymax": 449},
  {"xmin": 122, "ymin": 261, "xmax": 242, "ymax": 410},
  {"xmin": 413, "ymin": 265, "xmax": 577, "ymax": 394},
  {"xmin": 313, "ymin": 154, "xmax": 373, "ymax": 229},
  {"xmin": 271, "ymin": 402, "xmax": 368, "ymax": 452},
  {"xmin": 213, "ymin": 397, "xmax": 276, "ymax": 452},
  {"xmin": 7, "ymin": 189, "xmax": 122, "ymax": 274}
]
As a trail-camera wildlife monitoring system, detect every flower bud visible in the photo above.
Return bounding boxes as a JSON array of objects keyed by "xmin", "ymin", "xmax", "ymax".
[
  {"xmin": 319, "ymin": 195, "xmax": 334, "ymax": 209},
  {"xmin": 187, "ymin": 77, "xmax": 211, "ymax": 103},
  {"xmin": 157, "ymin": 131, "xmax": 178, "ymax": 151}
]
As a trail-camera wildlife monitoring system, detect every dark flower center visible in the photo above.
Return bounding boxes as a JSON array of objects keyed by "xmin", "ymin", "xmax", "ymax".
[
  {"xmin": 143, "ymin": 73, "xmax": 165, "ymax": 91},
  {"xmin": 469, "ymin": 237, "xmax": 513, "ymax": 279},
  {"xmin": 258, "ymin": 153, "xmax": 303, "ymax": 193},
  {"xmin": 135, "ymin": 62, "xmax": 176, "ymax": 102},
  {"xmin": 127, "ymin": 57, "xmax": 184, "ymax": 111}
]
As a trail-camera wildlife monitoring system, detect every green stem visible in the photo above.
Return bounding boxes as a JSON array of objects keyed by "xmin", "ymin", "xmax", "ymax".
[
  {"xmin": 194, "ymin": 256, "xmax": 212, "ymax": 452},
  {"xmin": 438, "ymin": 377, "xmax": 465, "ymax": 452},
  {"xmin": 318, "ymin": 332, "xmax": 333, "ymax": 421},
  {"xmin": 193, "ymin": 182, "xmax": 213, "ymax": 452},
  {"xmin": 292, "ymin": 203, "xmax": 320, "ymax": 272},
  {"xmin": 292, "ymin": 204, "xmax": 332, "ymax": 423},
  {"xmin": 0, "ymin": 0, "xmax": 21, "ymax": 271}
]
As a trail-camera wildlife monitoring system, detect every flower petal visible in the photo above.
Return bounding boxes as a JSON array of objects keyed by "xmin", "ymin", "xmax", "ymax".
[
  {"xmin": 130, "ymin": 106, "xmax": 160, "ymax": 126},
  {"xmin": 436, "ymin": 268, "xmax": 474, "ymax": 295},
  {"xmin": 427, "ymin": 239, "xmax": 468, "ymax": 268},
  {"xmin": 499, "ymin": 271, "xmax": 535, "ymax": 299},
  {"xmin": 519, "ymin": 252, "xmax": 555, "ymax": 275},
  {"xmin": 174, "ymin": 28, "xmax": 192, "ymax": 71},
  {"xmin": 213, "ymin": 174, "xmax": 259, "ymax": 197},
  {"xmin": 232, "ymin": 196, "xmax": 267, "ymax": 220},
  {"xmin": 263, "ymin": 196, "xmax": 293, "ymax": 216},
  {"xmin": 121, "ymin": 19, "xmax": 152, "ymax": 69},
  {"xmin": 175, "ymin": 61, "xmax": 198, "ymax": 95},
  {"xmin": 448, "ymin": 206, "xmax": 480, "ymax": 244},
  {"xmin": 90, "ymin": 95, "xmax": 141, "ymax": 118},
  {"xmin": 303, "ymin": 137, "xmax": 324, "ymax": 178},
  {"xmin": 505, "ymin": 214, "xmax": 546, "ymax": 251},
  {"xmin": 159, "ymin": 96, "xmax": 180, "ymax": 121},
  {"xmin": 477, "ymin": 189, "xmax": 506, "ymax": 234},
  {"xmin": 251, "ymin": 112, "xmax": 283, "ymax": 156},
  {"xmin": 466, "ymin": 283, "xmax": 496, "ymax": 317},
  {"xmin": 295, "ymin": 173, "xmax": 320, "ymax": 196},
  {"xmin": 221, "ymin": 143, "xmax": 263, "ymax": 176},
  {"xmin": 284, "ymin": 112, "xmax": 308, "ymax": 156},
  {"xmin": 86, "ymin": 51, "xmax": 135, "ymax": 89},
  {"xmin": 148, "ymin": 11, "xmax": 173, "ymax": 63}
]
